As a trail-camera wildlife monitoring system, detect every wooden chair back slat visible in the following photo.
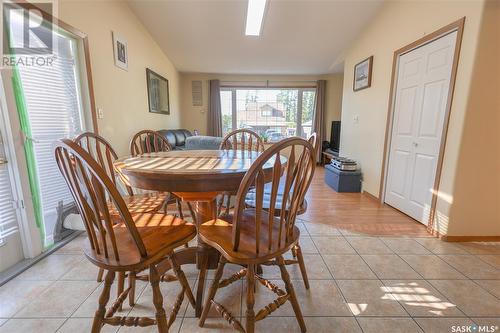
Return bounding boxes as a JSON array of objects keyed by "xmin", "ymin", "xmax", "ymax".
[
  {"xmin": 308, "ymin": 132, "xmax": 318, "ymax": 154},
  {"xmin": 220, "ymin": 129, "xmax": 264, "ymax": 153},
  {"xmin": 55, "ymin": 139, "xmax": 149, "ymax": 262},
  {"xmin": 74, "ymin": 132, "xmax": 134, "ymax": 196},
  {"xmin": 267, "ymin": 153, "xmax": 281, "ymax": 249},
  {"xmin": 231, "ymin": 137, "xmax": 315, "ymax": 256},
  {"xmin": 130, "ymin": 130, "xmax": 171, "ymax": 156}
]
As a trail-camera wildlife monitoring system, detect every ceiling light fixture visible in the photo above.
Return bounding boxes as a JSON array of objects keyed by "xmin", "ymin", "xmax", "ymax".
[{"xmin": 245, "ymin": 0, "xmax": 267, "ymax": 36}]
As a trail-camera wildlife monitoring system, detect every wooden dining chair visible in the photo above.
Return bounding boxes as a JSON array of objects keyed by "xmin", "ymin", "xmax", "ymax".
[
  {"xmin": 244, "ymin": 133, "xmax": 318, "ymax": 290},
  {"xmin": 130, "ymin": 129, "xmax": 172, "ymax": 156},
  {"xmin": 199, "ymin": 137, "xmax": 316, "ymax": 333},
  {"xmin": 130, "ymin": 130, "xmax": 196, "ymax": 221},
  {"xmin": 219, "ymin": 128, "xmax": 265, "ymax": 153},
  {"xmin": 75, "ymin": 132, "xmax": 176, "ymax": 285},
  {"xmin": 55, "ymin": 138, "xmax": 196, "ymax": 333},
  {"xmin": 218, "ymin": 129, "xmax": 265, "ymax": 217}
]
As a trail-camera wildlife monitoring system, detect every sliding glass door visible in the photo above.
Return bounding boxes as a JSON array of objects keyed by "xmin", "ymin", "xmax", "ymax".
[
  {"xmin": 220, "ymin": 88, "xmax": 316, "ymax": 141},
  {"xmin": 4, "ymin": 5, "xmax": 94, "ymax": 249}
]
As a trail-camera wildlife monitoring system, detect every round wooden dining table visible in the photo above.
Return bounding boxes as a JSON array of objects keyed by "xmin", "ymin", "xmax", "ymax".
[{"xmin": 114, "ymin": 149, "xmax": 285, "ymax": 317}]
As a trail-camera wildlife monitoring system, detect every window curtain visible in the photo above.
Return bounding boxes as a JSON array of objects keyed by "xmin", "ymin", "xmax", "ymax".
[
  {"xmin": 312, "ymin": 80, "xmax": 326, "ymax": 162},
  {"xmin": 208, "ymin": 79, "xmax": 222, "ymax": 137}
]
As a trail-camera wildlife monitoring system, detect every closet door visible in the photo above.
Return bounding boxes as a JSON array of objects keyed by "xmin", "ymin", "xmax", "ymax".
[{"xmin": 385, "ymin": 31, "xmax": 457, "ymax": 224}]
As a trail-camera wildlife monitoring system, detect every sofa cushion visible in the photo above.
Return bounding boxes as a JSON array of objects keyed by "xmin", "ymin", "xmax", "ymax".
[
  {"xmin": 185, "ymin": 136, "xmax": 223, "ymax": 150},
  {"xmin": 173, "ymin": 129, "xmax": 188, "ymax": 146},
  {"xmin": 157, "ymin": 129, "xmax": 192, "ymax": 149}
]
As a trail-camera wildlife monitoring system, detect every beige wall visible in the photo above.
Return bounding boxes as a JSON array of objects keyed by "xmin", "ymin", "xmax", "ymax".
[
  {"xmin": 58, "ymin": 0, "xmax": 182, "ymax": 155},
  {"xmin": 340, "ymin": 0, "xmax": 499, "ymax": 235},
  {"xmin": 446, "ymin": 1, "xmax": 500, "ymax": 236},
  {"xmin": 179, "ymin": 73, "xmax": 343, "ymax": 140}
]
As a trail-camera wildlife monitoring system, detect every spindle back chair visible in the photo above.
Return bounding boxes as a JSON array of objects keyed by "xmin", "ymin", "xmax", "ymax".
[
  {"xmin": 130, "ymin": 130, "xmax": 171, "ymax": 156},
  {"xmin": 74, "ymin": 132, "xmax": 133, "ymax": 196},
  {"xmin": 55, "ymin": 139, "xmax": 196, "ymax": 332},
  {"xmin": 199, "ymin": 137, "xmax": 315, "ymax": 333},
  {"xmin": 219, "ymin": 128, "xmax": 265, "ymax": 153}
]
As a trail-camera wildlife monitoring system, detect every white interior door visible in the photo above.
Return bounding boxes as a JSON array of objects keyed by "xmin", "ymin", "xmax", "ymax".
[
  {"xmin": 385, "ymin": 31, "xmax": 457, "ymax": 224},
  {"xmin": 0, "ymin": 128, "xmax": 25, "ymax": 271}
]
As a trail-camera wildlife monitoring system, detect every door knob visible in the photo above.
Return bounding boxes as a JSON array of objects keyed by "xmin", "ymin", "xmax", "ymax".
[{"xmin": 0, "ymin": 158, "xmax": 8, "ymax": 165}]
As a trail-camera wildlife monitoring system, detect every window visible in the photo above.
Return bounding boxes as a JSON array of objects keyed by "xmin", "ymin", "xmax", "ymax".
[{"xmin": 220, "ymin": 88, "xmax": 316, "ymax": 142}]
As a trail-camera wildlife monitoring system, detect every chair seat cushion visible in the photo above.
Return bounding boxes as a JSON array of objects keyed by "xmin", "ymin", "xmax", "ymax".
[
  {"xmin": 245, "ymin": 181, "xmax": 307, "ymax": 215},
  {"xmin": 84, "ymin": 214, "xmax": 196, "ymax": 270},
  {"xmin": 199, "ymin": 209, "xmax": 299, "ymax": 264}
]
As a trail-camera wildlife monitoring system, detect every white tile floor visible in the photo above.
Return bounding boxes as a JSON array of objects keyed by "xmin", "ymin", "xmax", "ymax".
[{"xmin": 1, "ymin": 220, "xmax": 500, "ymax": 333}]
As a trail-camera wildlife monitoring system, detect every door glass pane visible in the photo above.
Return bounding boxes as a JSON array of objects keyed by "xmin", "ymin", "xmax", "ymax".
[
  {"xmin": 13, "ymin": 24, "xmax": 85, "ymax": 246},
  {"xmin": 301, "ymin": 90, "xmax": 316, "ymax": 139},
  {"xmin": 220, "ymin": 90, "xmax": 232, "ymax": 135}
]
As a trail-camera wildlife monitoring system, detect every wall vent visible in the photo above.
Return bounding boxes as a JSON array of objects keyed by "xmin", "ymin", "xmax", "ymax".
[{"xmin": 192, "ymin": 80, "xmax": 203, "ymax": 106}]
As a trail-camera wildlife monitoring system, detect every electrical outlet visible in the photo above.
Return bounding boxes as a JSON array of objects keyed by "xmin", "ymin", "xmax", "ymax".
[{"xmin": 353, "ymin": 115, "xmax": 359, "ymax": 123}]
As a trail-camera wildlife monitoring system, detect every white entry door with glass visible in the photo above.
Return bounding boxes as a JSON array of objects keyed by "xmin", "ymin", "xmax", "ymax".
[{"xmin": 2, "ymin": 4, "xmax": 95, "ymax": 254}]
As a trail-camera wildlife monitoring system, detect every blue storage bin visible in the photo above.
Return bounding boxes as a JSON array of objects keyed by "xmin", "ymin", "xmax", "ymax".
[{"xmin": 324, "ymin": 164, "xmax": 362, "ymax": 192}]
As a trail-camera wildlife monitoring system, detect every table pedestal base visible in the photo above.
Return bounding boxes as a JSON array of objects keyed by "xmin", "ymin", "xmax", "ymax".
[{"xmin": 173, "ymin": 192, "xmax": 221, "ymax": 317}]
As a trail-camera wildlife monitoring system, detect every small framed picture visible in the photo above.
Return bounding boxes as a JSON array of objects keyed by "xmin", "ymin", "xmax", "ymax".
[
  {"xmin": 353, "ymin": 56, "xmax": 373, "ymax": 91},
  {"xmin": 112, "ymin": 32, "xmax": 128, "ymax": 71},
  {"xmin": 146, "ymin": 68, "xmax": 170, "ymax": 115}
]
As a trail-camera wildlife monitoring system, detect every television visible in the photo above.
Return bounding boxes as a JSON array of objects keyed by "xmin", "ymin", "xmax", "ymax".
[{"xmin": 330, "ymin": 121, "xmax": 341, "ymax": 153}]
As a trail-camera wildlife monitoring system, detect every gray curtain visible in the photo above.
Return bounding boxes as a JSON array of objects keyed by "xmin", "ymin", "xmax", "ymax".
[
  {"xmin": 208, "ymin": 79, "xmax": 222, "ymax": 137},
  {"xmin": 312, "ymin": 80, "xmax": 326, "ymax": 162}
]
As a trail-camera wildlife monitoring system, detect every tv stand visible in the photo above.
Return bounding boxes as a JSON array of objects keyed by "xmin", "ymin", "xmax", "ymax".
[{"xmin": 322, "ymin": 148, "xmax": 339, "ymax": 165}]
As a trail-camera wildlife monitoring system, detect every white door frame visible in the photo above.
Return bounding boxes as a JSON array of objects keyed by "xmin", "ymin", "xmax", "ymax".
[
  {"xmin": 0, "ymin": 73, "xmax": 40, "ymax": 258},
  {"xmin": 379, "ymin": 18, "xmax": 465, "ymax": 230}
]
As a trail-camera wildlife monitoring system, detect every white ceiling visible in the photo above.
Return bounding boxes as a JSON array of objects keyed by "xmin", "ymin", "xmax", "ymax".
[{"xmin": 127, "ymin": 0, "xmax": 384, "ymax": 75}]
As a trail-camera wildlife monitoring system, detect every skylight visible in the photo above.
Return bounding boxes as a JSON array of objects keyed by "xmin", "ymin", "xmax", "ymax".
[{"xmin": 245, "ymin": 0, "xmax": 267, "ymax": 36}]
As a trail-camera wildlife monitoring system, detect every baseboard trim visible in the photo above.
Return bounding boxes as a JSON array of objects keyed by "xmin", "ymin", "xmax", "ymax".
[
  {"xmin": 439, "ymin": 235, "xmax": 500, "ymax": 242},
  {"xmin": 0, "ymin": 231, "xmax": 82, "ymax": 286},
  {"xmin": 363, "ymin": 191, "xmax": 379, "ymax": 202}
]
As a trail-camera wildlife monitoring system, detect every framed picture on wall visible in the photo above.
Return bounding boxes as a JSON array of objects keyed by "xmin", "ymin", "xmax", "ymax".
[
  {"xmin": 112, "ymin": 31, "xmax": 128, "ymax": 71},
  {"xmin": 353, "ymin": 56, "xmax": 373, "ymax": 91},
  {"xmin": 146, "ymin": 68, "xmax": 170, "ymax": 115}
]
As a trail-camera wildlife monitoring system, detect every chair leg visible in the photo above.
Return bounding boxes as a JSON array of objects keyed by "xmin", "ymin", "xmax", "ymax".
[
  {"xmin": 96, "ymin": 268, "xmax": 104, "ymax": 282},
  {"xmin": 170, "ymin": 254, "xmax": 196, "ymax": 308},
  {"xmin": 199, "ymin": 257, "xmax": 226, "ymax": 327},
  {"xmin": 129, "ymin": 271, "xmax": 136, "ymax": 307},
  {"xmin": 245, "ymin": 264, "xmax": 256, "ymax": 333},
  {"xmin": 224, "ymin": 194, "xmax": 231, "ymax": 216},
  {"xmin": 186, "ymin": 202, "xmax": 197, "ymax": 224},
  {"xmin": 277, "ymin": 256, "xmax": 306, "ymax": 333},
  {"xmin": 295, "ymin": 244, "xmax": 310, "ymax": 290},
  {"xmin": 195, "ymin": 251, "xmax": 209, "ymax": 318},
  {"xmin": 91, "ymin": 269, "xmax": 115, "ymax": 333},
  {"xmin": 150, "ymin": 264, "xmax": 168, "ymax": 333},
  {"xmin": 117, "ymin": 272, "xmax": 125, "ymax": 311},
  {"xmin": 176, "ymin": 199, "xmax": 184, "ymax": 219},
  {"xmin": 216, "ymin": 195, "xmax": 223, "ymax": 217}
]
